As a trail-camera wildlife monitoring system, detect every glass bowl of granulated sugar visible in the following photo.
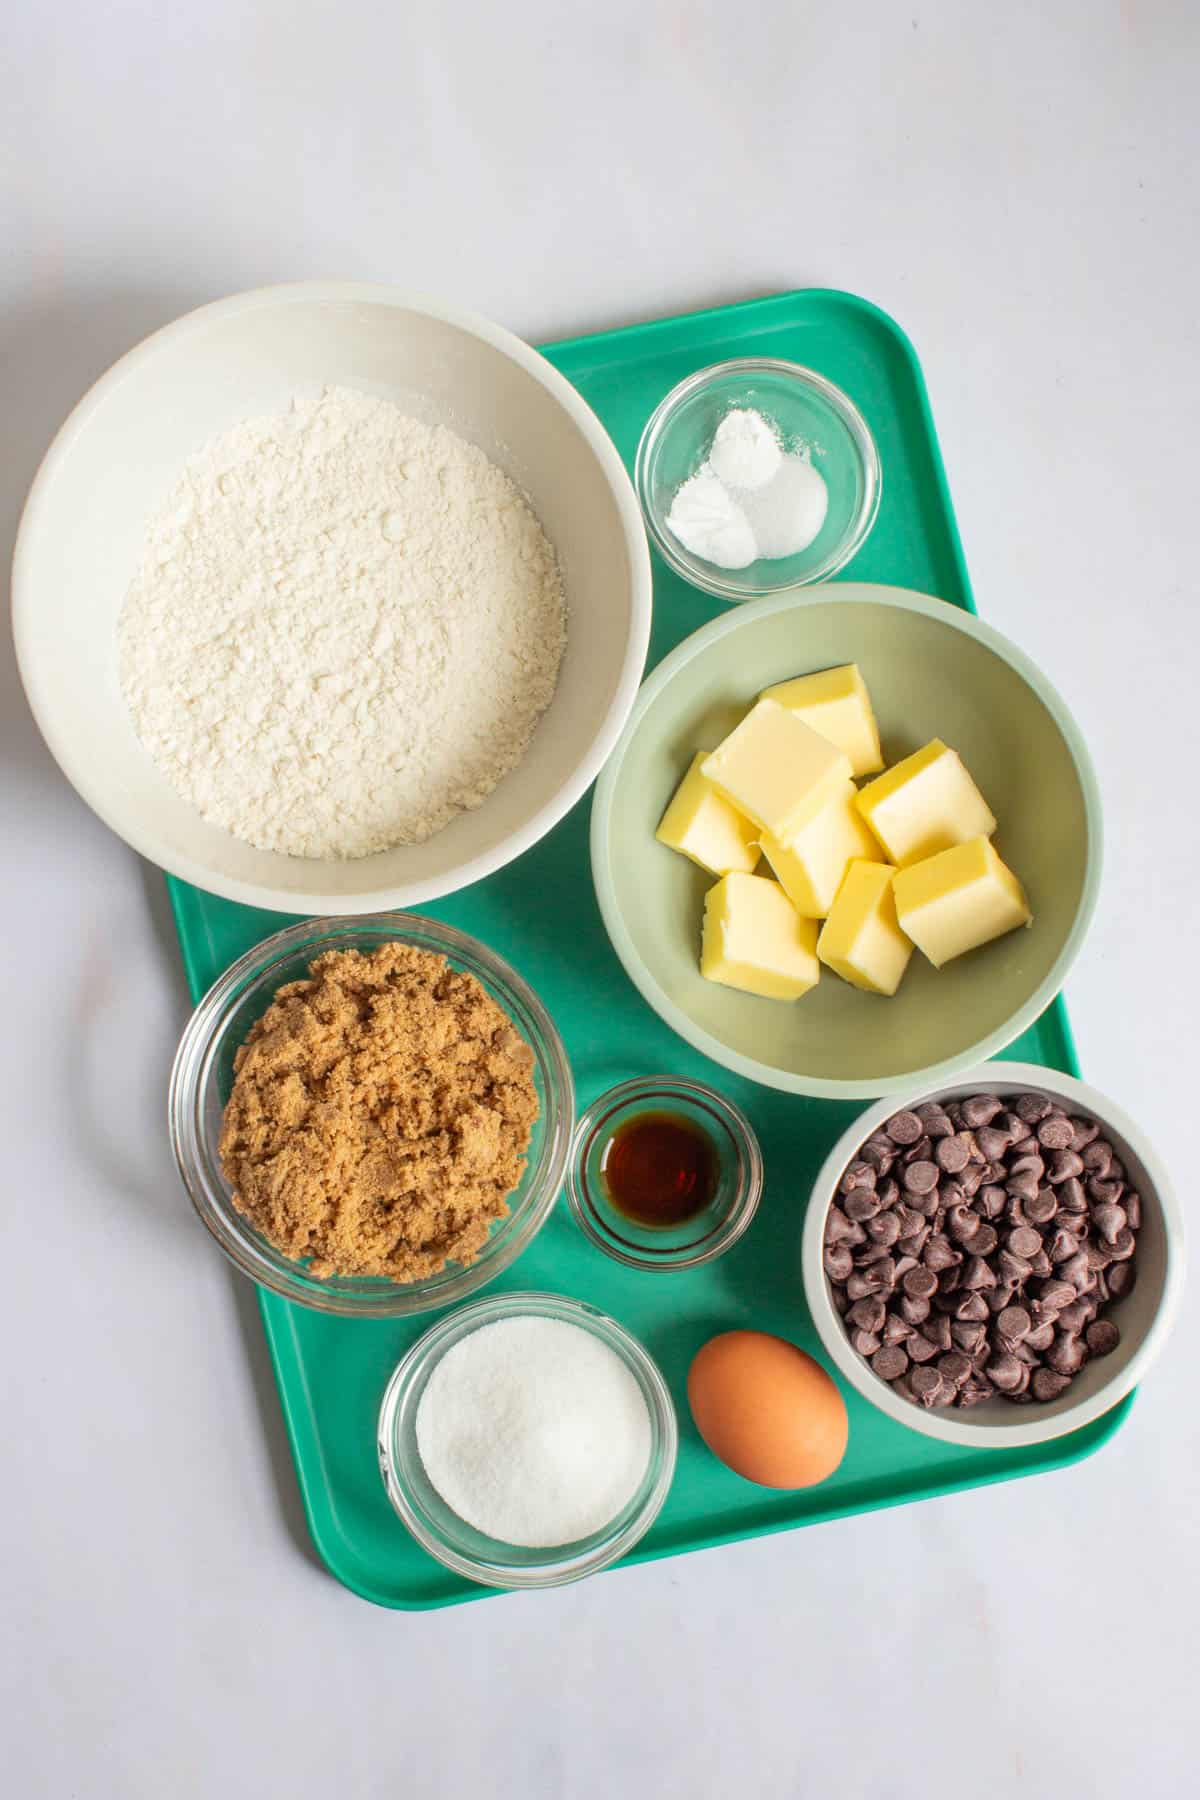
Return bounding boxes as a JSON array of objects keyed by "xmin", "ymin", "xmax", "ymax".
[{"xmin": 636, "ymin": 358, "xmax": 880, "ymax": 602}]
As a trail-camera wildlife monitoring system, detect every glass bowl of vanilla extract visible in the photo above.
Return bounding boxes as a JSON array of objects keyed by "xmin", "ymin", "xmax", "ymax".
[{"xmin": 566, "ymin": 1075, "xmax": 763, "ymax": 1271}]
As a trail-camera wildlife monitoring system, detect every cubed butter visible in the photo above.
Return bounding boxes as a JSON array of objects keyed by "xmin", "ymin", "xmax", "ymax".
[
  {"xmin": 701, "ymin": 872, "xmax": 820, "ymax": 1001},
  {"xmin": 817, "ymin": 861, "xmax": 913, "ymax": 996},
  {"xmin": 655, "ymin": 753, "xmax": 760, "ymax": 876},
  {"xmin": 701, "ymin": 698, "xmax": 852, "ymax": 839},
  {"xmin": 893, "ymin": 836, "xmax": 1032, "ymax": 968},
  {"xmin": 760, "ymin": 663, "xmax": 884, "ymax": 776},
  {"xmin": 855, "ymin": 739, "xmax": 996, "ymax": 866},
  {"xmin": 759, "ymin": 779, "xmax": 884, "ymax": 918}
]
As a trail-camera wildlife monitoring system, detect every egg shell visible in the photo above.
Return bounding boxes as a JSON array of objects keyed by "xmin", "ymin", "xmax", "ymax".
[{"xmin": 687, "ymin": 1329, "xmax": 849, "ymax": 1488}]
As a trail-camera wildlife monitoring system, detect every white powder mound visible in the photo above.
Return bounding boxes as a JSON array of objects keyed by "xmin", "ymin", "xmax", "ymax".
[
  {"xmin": 118, "ymin": 387, "xmax": 567, "ymax": 859},
  {"xmin": 415, "ymin": 1316, "xmax": 653, "ymax": 1548},
  {"xmin": 707, "ymin": 407, "xmax": 782, "ymax": 491},
  {"xmin": 665, "ymin": 469, "xmax": 757, "ymax": 570},
  {"xmin": 741, "ymin": 451, "xmax": 829, "ymax": 559}
]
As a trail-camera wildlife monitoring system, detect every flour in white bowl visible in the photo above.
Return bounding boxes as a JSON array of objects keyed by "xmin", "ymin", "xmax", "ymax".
[{"xmin": 118, "ymin": 387, "xmax": 567, "ymax": 859}]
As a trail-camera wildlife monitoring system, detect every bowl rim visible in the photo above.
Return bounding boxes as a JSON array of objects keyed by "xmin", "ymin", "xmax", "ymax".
[
  {"xmin": 376, "ymin": 1289, "xmax": 679, "ymax": 1588},
  {"xmin": 800, "ymin": 1062, "xmax": 1186, "ymax": 1448},
  {"xmin": 634, "ymin": 355, "xmax": 882, "ymax": 601},
  {"xmin": 565, "ymin": 1073, "xmax": 764, "ymax": 1271},
  {"xmin": 11, "ymin": 280, "xmax": 653, "ymax": 915},
  {"xmin": 168, "ymin": 911, "xmax": 575, "ymax": 1317},
  {"xmin": 590, "ymin": 582, "xmax": 1104, "ymax": 1099}
]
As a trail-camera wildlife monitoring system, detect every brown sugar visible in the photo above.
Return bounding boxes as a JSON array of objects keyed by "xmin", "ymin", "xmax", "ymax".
[{"xmin": 218, "ymin": 944, "xmax": 539, "ymax": 1280}]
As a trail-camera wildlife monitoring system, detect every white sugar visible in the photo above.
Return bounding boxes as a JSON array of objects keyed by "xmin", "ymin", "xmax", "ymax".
[
  {"xmin": 415, "ymin": 1316, "xmax": 653, "ymax": 1547},
  {"xmin": 707, "ymin": 407, "xmax": 782, "ymax": 491}
]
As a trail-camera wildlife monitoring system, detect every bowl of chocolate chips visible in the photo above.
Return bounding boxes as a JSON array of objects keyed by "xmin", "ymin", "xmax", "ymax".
[{"xmin": 802, "ymin": 1064, "xmax": 1184, "ymax": 1446}]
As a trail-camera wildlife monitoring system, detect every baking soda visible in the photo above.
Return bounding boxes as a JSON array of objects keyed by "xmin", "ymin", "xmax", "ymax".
[{"xmin": 664, "ymin": 406, "xmax": 828, "ymax": 570}]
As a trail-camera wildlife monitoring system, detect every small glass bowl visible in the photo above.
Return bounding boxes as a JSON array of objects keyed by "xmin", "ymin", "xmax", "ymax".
[
  {"xmin": 635, "ymin": 357, "xmax": 881, "ymax": 602},
  {"xmin": 168, "ymin": 914, "xmax": 574, "ymax": 1318},
  {"xmin": 566, "ymin": 1076, "xmax": 763, "ymax": 1271},
  {"xmin": 377, "ymin": 1291, "xmax": 678, "ymax": 1589}
]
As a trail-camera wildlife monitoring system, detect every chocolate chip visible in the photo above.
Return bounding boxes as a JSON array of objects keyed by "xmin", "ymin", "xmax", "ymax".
[
  {"xmin": 1057, "ymin": 1176, "xmax": 1087, "ymax": 1214},
  {"xmin": 1107, "ymin": 1227, "xmax": 1136, "ymax": 1262},
  {"xmin": 947, "ymin": 1203, "xmax": 980, "ymax": 1244},
  {"xmin": 988, "ymin": 1352, "xmax": 1025, "ymax": 1392},
  {"xmin": 998, "ymin": 1249, "xmax": 1033, "ymax": 1287},
  {"xmin": 851, "ymin": 1329, "xmax": 882, "ymax": 1356},
  {"xmin": 1024, "ymin": 1321, "xmax": 1056, "ymax": 1353},
  {"xmin": 1085, "ymin": 1319, "xmax": 1120, "ymax": 1356},
  {"xmin": 1059, "ymin": 1250, "xmax": 1093, "ymax": 1292},
  {"xmin": 996, "ymin": 1305, "xmax": 1031, "ymax": 1342},
  {"xmin": 1082, "ymin": 1140, "xmax": 1113, "ymax": 1177},
  {"xmin": 962, "ymin": 1094, "xmax": 1003, "ymax": 1128},
  {"xmin": 970, "ymin": 1222, "xmax": 999, "ymax": 1256},
  {"xmin": 1032, "ymin": 1368, "xmax": 1072, "ymax": 1402},
  {"xmin": 910, "ymin": 1366, "xmax": 946, "ymax": 1407},
  {"xmin": 1070, "ymin": 1116, "xmax": 1101, "ymax": 1151},
  {"xmin": 1015, "ymin": 1093, "xmax": 1052, "ymax": 1124},
  {"xmin": 923, "ymin": 1233, "xmax": 960, "ymax": 1273},
  {"xmin": 1037, "ymin": 1115, "xmax": 1075, "ymax": 1150},
  {"xmin": 975, "ymin": 1125, "xmax": 1012, "ymax": 1162},
  {"xmin": 937, "ymin": 1350, "xmax": 973, "ymax": 1388},
  {"xmin": 1007, "ymin": 1226, "xmax": 1043, "ymax": 1260},
  {"xmin": 872, "ymin": 1344, "xmax": 910, "ymax": 1381},
  {"xmin": 824, "ymin": 1244, "xmax": 854, "ymax": 1281},
  {"xmin": 900, "ymin": 1294, "xmax": 932, "ymax": 1326},
  {"xmin": 1088, "ymin": 1176, "xmax": 1124, "ymax": 1206},
  {"xmin": 1023, "ymin": 1188, "xmax": 1058, "ymax": 1225},
  {"xmin": 975, "ymin": 1185, "xmax": 1007, "ymax": 1220},
  {"xmin": 987, "ymin": 1282, "xmax": 1016, "ymax": 1314},
  {"xmin": 1048, "ymin": 1227, "xmax": 1080, "ymax": 1264},
  {"xmin": 846, "ymin": 1296, "xmax": 886, "ymax": 1332},
  {"xmin": 876, "ymin": 1177, "xmax": 901, "ymax": 1209},
  {"xmin": 958, "ymin": 1164, "xmax": 986, "ymax": 1199},
  {"xmin": 901, "ymin": 1264, "xmax": 938, "ymax": 1301},
  {"xmin": 1047, "ymin": 1149, "xmax": 1085, "ymax": 1185},
  {"xmin": 959, "ymin": 1379, "xmax": 996, "ymax": 1408},
  {"xmin": 883, "ymin": 1313, "xmax": 913, "ymax": 1345},
  {"xmin": 1046, "ymin": 1331, "xmax": 1088, "ymax": 1376},
  {"xmin": 903, "ymin": 1160, "xmax": 940, "ymax": 1196},
  {"xmin": 1090, "ymin": 1201, "xmax": 1125, "ymax": 1245},
  {"xmin": 955, "ymin": 1291, "xmax": 991, "ymax": 1322},
  {"xmin": 843, "ymin": 1187, "xmax": 882, "ymax": 1221},
  {"xmin": 908, "ymin": 1334, "xmax": 940, "ymax": 1365},
  {"xmin": 962, "ymin": 1253, "xmax": 999, "ymax": 1292},
  {"xmin": 934, "ymin": 1134, "xmax": 971, "ymax": 1174},
  {"xmin": 1005, "ymin": 1169, "xmax": 1041, "ymax": 1204},
  {"xmin": 1034, "ymin": 1275, "xmax": 1076, "ymax": 1311},
  {"xmin": 866, "ymin": 1210, "xmax": 901, "ymax": 1246},
  {"xmin": 860, "ymin": 1135, "xmax": 896, "ymax": 1172},
  {"xmin": 840, "ymin": 1160, "xmax": 878, "ymax": 1196},
  {"xmin": 825, "ymin": 1206, "xmax": 863, "ymax": 1246},
  {"xmin": 916, "ymin": 1102, "xmax": 954, "ymax": 1137},
  {"xmin": 951, "ymin": 1321, "xmax": 988, "ymax": 1355},
  {"xmin": 1106, "ymin": 1261, "xmax": 1137, "ymax": 1299},
  {"xmin": 885, "ymin": 1110, "xmax": 923, "ymax": 1145},
  {"xmin": 1029, "ymin": 1248, "xmax": 1053, "ymax": 1278}
]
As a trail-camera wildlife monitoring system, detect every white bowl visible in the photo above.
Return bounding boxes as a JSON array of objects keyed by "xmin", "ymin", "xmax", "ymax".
[
  {"xmin": 12, "ymin": 283, "xmax": 651, "ymax": 913},
  {"xmin": 801, "ymin": 1063, "xmax": 1184, "ymax": 1448}
]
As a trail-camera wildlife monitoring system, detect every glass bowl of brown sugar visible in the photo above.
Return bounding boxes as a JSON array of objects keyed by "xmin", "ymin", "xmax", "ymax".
[{"xmin": 169, "ymin": 914, "xmax": 574, "ymax": 1317}]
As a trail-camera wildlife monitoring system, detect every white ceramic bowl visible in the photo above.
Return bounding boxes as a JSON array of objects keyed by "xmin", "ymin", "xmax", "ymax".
[
  {"xmin": 13, "ymin": 283, "xmax": 651, "ymax": 913},
  {"xmin": 801, "ymin": 1064, "xmax": 1184, "ymax": 1448}
]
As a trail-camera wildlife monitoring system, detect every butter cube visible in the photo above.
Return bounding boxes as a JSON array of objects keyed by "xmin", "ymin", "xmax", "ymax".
[
  {"xmin": 760, "ymin": 663, "xmax": 884, "ymax": 776},
  {"xmin": 855, "ymin": 739, "xmax": 996, "ymax": 866},
  {"xmin": 656, "ymin": 753, "xmax": 760, "ymax": 876},
  {"xmin": 817, "ymin": 861, "xmax": 914, "ymax": 996},
  {"xmin": 701, "ymin": 872, "xmax": 820, "ymax": 1001},
  {"xmin": 759, "ymin": 780, "xmax": 884, "ymax": 918},
  {"xmin": 893, "ymin": 836, "xmax": 1032, "ymax": 968},
  {"xmin": 701, "ymin": 698, "xmax": 852, "ymax": 840}
]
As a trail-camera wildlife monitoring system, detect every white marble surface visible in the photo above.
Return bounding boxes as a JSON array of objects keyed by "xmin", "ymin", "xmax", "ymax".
[{"xmin": 4, "ymin": 3, "xmax": 1198, "ymax": 1795}]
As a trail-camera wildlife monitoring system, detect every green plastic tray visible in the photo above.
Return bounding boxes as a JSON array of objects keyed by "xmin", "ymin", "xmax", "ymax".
[{"xmin": 166, "ymin": 290, "xmax": 1129, "ymax": 1609}]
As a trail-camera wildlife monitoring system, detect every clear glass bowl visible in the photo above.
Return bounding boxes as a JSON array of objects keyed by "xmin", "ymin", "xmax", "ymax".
[
  {"xmin": 377, "ymin": 1291, "xmax": 678, "ymax": 1589},
  {"xmin": 566, "ymin": 1076, "xmax": 763, "ymax": 1271},
  {"xmin": 635, "ymin": 357, "xmax": 881, "ymax": 601},
  {"xmin": 169, "ymin": 914, "xmax": 574, "ymax": 1317}
]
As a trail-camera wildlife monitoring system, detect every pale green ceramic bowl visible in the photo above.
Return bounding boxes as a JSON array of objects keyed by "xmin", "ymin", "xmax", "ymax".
[{"xmin": 590, "ymin": 584, "xmax": 1102, "ymax": 1099}]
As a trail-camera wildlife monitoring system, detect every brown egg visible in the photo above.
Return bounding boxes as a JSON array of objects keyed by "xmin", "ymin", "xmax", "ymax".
[{"xmin": 687, "ymin": 1329, "xmax": 849, "ymax": 1488}]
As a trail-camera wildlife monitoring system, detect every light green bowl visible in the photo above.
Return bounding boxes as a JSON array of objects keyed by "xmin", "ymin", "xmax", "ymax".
[{"xmin": 590, "ymin": 584, "xmax": 1102, "ymax": 1099}]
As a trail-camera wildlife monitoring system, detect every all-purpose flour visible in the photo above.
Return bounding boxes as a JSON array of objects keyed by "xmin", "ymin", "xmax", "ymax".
[{"xmin": 119, "ymin": 387, "xmax": 566, "ymax": 859}]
